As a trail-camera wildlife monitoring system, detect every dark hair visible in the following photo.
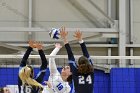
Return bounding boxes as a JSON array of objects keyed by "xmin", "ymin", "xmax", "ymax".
[
  {"xmin": 78, "ymin": 56, "xmax": 93, "ymax": 74},
  {"xmin": 27, "ymin": 65, "xmax": 34, "ymax": 78},
  {"xmin": 0, "ymin": 87, "xmax": 4, "ymax": 93},
  {"xmin": 66, "ymin": 75, "xmax": 72, "ymax": 84}
]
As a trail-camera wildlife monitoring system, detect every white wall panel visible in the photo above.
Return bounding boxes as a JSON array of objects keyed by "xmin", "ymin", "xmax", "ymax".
[
  {"xmin": 0, "ymin": 22, "xmax": 27, "ymax": 27},
  {"xmin": 77, "ymin": 0, "xmax": 108, "ymax": 21},
  {"xmin": 133, "ymin": 0, "xmax": 140, "ymax": 22},
  {"xmin": 32, "ymin": 21, "xmax": 95, "ymax": 28},
  {"xmin": 33, "ymin": 0, "xmax": 107, "ymax": 28},
  {"xmin": 0, "ymin": 0, "xmax": 28, "ymax": 23},
  {"xmin": 133, "ymin": 23, "xmax": 140, "ymax": 43},
  {"xmin": 0, "ymin": 0, "xmax": 108, "ymax": 42},
  {"xmin": 0, "ymin": 32, "xmax": 28, "ymax": 41},
  {"xmin": 33, "ymin": 0, "xmax": 90, "ymax": 21},
  {"xmin": 132, "ymin": 0, "xmax": 140, "ymax": 44}
]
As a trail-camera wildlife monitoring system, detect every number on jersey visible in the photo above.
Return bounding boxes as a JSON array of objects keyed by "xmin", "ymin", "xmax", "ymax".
[
  {"xmin": 56, "ymin": 83, "xmax": 64, "ymax": 91},
  {"xmin": 79, "ymin": 75, "xmax": 92, "ymax": 84},
  {"xmin": 25, "ymin": 86, "xmax": 32, "ymax": 93}
]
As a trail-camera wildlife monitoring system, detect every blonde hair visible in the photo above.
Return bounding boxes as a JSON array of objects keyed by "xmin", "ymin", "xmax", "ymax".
[{"xmin": 19, "ymin": 66, "xmax": 43, "ymax": 93}]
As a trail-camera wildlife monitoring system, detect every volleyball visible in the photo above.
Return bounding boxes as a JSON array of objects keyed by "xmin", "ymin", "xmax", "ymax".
[{"xmin": 49, "ymin": 28, "xmax": 60, "ymax": 39}]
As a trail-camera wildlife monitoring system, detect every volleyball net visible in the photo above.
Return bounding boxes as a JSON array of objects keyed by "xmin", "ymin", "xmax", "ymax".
[{"xmin": 0, "ymin": 55, "xmax": 140, "ymax": 93}]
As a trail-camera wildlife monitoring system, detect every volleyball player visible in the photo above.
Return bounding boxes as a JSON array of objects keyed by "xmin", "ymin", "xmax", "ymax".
[
  {"xmin": 60, "ymin": 27, "xmax": 94, "ymax": 93},
  {"xmin": 18, "ymin": 41, "xmax": 48, "ymax": 93},
  {"xmin": 0, "ymin": 87, "xmax": 11, "ymax": 93},
  {"xmin": 44, "ymin": 43, "xmax": 71, "ymax": 93}
]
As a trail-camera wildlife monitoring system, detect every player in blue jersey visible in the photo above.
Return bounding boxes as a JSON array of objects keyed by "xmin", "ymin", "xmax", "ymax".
[
  {"xmin": 60, "ymin": 27, "xmax": 94, "ymax": 93},
  {"xmin": 18, "ymin": 41, "xmax": 48, "ymax": 93}
]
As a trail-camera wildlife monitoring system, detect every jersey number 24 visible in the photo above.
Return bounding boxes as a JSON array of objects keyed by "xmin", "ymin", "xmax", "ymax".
[{"xmin": 78, "ymin": 75, "xmax": 92, "ymax": 84}]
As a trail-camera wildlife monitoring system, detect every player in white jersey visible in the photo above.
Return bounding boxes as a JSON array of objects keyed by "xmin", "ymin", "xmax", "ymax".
[{"xmin": 44, "ymin": 43, "xmax": 71, "ymax": 93}]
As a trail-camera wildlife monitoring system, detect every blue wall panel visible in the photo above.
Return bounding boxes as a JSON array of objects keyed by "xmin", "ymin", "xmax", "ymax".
[
  {"xmin": 0, "ymin": 68, "xmax": 19, "ymax": 87},
  {"xmin": 110, "ymin": 68, "xmax": 135, "ymax": 93},
  {"xmin": 0, "ymin": 68, "xmax": 110, "ymax": 93},
  {"xmin": 94, "ymin": 70, "xmax": 110, "ymax": 93},
  {"xmin": 2, "ymin": 67, "xmax": 140, "ymax": 93},
  {"xmin": 134, "ymin": 68, "xmax": 140, "ymax": 93}
]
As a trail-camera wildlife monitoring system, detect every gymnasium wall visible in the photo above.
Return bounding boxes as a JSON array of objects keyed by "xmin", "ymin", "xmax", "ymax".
[
  {"xmin": 0, "ymin": 0, "xmax": 111, "ymax": 61},
  {"xmin": 133, "ymin": 0, "xmax": 140, "ymax": 44},
  {"xmin": 0, "ymin": 0, "xmax": 140, "ymax": 58},
  {"xmin": 1, "ymin": 0, "xmax": 140, "ymax": 41},
  {"xmin": 0, "ymin": 0, "xmax": 107, "ymax": 42},
  {"xmin": 0, "ymin": 67, "xmax": 140, "ymax": 93},
  {"xmin": 0, "ymin": 67, "xmax": 109, "ymax": 93},
  {"xmin": 131, "ymin": 0, "xmax": 140, "ymax": 63}
]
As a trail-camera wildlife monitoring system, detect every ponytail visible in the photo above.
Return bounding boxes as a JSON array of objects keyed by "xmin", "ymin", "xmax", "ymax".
[{"xmin": 19, "ymin": 66, "xmax": 43, "ymax": 92}]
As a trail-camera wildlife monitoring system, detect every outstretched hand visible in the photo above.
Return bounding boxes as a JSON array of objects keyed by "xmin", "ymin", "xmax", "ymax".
[
  {"xmin": 60, "ymin": 27, "xmax": 68, "ymax": 39},
  {"xmin": 35, "ymin": 42, "xmax": 43, "ymax": 50},
  {"xmin": 60, "ymin": 27, "xmax": 68, "ymax": 44},
  {"xmin": 29, "ymin": 40, "xmax": 36, "ymax": 48},
  {"xmin": 74, "ymin": 30, "xmax": 82, "ymax": 41},
  {"xmin": 55, "ymin": 43, "xmax": 62, "ymax": 49}
]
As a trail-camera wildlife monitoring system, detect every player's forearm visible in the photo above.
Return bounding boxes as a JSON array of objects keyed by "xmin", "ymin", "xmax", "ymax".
[
  {"xmin": 79, "ymin": 40, "xmax": 94, "ymax": 65},
  {"xmin": 49, "ymin": 47, "xmax": 60, "ymax": 74},
  {"xmin": 49, "ymin": 58, "xmax": 58, "ymax": 74},
  {"xmin": 62, "ymin": 37, "xmax": 68, "ymax": 45},
  {"xmin": 79, "ymin": 40, "xmax": 90, "ymax": 58},
  {"xmin": 20, "ymin": 47, "xmax": 32, "ymax": 67},
  {"xmin": 50, "ymin": 47, "xmax": 60, "ymax": 56},
  {"xmin": 39, "ymin": 50, "xmax": 48, "ymax": 70},
  {"xmin": 65, "ymin": 43, "xmax": 75, "ymax": 61},
  {"xmin": 39, "ymin": 50, "xmax": 47, "ymax": 62}
]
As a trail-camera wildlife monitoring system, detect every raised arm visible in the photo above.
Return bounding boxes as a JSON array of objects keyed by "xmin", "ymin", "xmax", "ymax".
[
  {"xmin": 18, "ymin": 40, "xmax": 35, "ymax": 93},
  {"xmin": 64, "ymin": 43, "xmax": 75, "ymax": 61},
  {"xmin": 60, "ymin": 27, "xmax": 78, "ymax": 72},
  {"xmin": 74, "ymin": 30, "xmax": 93, "ymax": 65},
  {"xmin": 60, "ymin": 27, "xmax": 75, "ymax": 61},
  {"xmin": 49, "ymin": 43, "xmax": 62, "ymax": 75},
  {"xmin": 34, "ymin": 42, "xmax": 48, "ymax": 83},
  {"xmin": 19, "ymin": 40, "xmax": 35, "ymax": 67}
]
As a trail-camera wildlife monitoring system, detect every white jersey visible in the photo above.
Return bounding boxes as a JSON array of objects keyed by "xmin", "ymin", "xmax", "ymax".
[
  {"xmin": 48, "ymin": 48, "xmax": 71, "ymax": 93},
  {"xmin": 42, "ymin": 86, "xmax": 54, "ymax": 93}
]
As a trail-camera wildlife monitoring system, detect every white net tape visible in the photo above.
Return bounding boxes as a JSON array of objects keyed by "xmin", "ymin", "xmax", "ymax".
[{"xmin": 0, "ymin": 55, "xmax": 140, "ymax": 59}]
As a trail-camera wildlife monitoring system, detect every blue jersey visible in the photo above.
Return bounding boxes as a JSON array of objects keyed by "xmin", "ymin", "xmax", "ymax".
[
  {"xmin": 65, "ymin": 42, "xmax": 94, "ymax": 93},
  {"xmin": 18, "ymin": 47, "xmax": 48, "ymax": 93}
]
